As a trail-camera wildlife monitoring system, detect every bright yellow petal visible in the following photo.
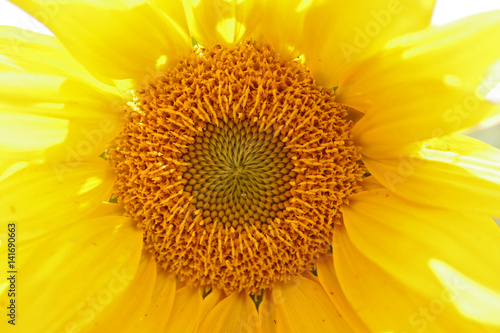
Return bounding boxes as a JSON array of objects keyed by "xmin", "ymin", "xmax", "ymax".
[
  {"xmin": 0, "ymin": 72, "xmax": 122, "ymax": 120},
  {"xmin": 303, "ymin": 0, "xmax": 436, "ymax": 87},
  {"xmin": 165, "ymin": 286, "xmax": 203, "ymax": 332},
  {"xmin": 137, "ymin": 271, "xmax": 177, "ymax": 332},
  {"xmin": 0, "ymin": 71, "xmax": 124, "ymax": 172},
  {"xmin": 0, "ymin": 215, "xmax": 143, "ymax": 332},
  {"xmin": 0, "ymin": 159, "xmax": 116, "ymax": 242},
  {"xmin": 0, "ymin": 109, "xmax": 67, "ymax": 153},
  {"xmin": 272, "ymin": 275, "xmax": 353, "ymax": 332},
  {"xmin": 316, "ymin": 255, "xmax": 370, "ymax": 333},
  {"xmin": 364, "ymin": 135, "xmax": 500, "ymax": 217},
  {"xmin": 252, "ymin": 0, "xmax": 308, "ymax": 60},
  {"xmin": 0, "ymin": 56, "xmax": 18, "ymax": 71},
  {"xmin": 430, "ymin": 260, "xmax": 500, "ymax": 326},
  {"xmin": 339, "ymin": 11, "xmax": 500, "ymax": 158},
  {"xmin": 333, "ymin": 223, "xmax": 494, "ymax": 332},
  {"xmin": 11, "ymin": 0, "xmax": 191, "ymax": 83},
  {"xmin": 82, "ymin": 253, "xmax": 157, "ymax": 332},
  {"xmin": 87, "ymin": 202, "xmax": 125, "ymax": 219},
  {"xmin": 0, "ymin": 26, "xmax": 114, "ymax": 91},
  {"xmin": 341, "ymin": 189, "xmax": 500, "ymax": 328},
  {"xmin": 182, "ymin": 0, "xmax": 265, "ymax": 46},
  {"xmin": 339, "ymin": 10, "xmax": 500, "ymax": 109},
  {"xmin": 199, "ymin": 291, "xmax": 262, "ymax": 333},
  {"xmin": 351, "ymin": 84, "xmax": 498, "ymax": 159}
]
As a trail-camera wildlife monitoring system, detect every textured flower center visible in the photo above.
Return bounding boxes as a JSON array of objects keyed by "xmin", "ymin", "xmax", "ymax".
[
  {"xmin": 182, "ymin": 119, "xmax": 294, "ymax": 230},
  {"xmin": 109, "ymin": 41, "xmax": 363, "ymax": 294}
]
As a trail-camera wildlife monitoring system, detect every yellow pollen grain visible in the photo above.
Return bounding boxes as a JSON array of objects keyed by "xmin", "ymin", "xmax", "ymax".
[{"xmin": 109, "ymin": 40, "xmax": 363, "ymax": 294}]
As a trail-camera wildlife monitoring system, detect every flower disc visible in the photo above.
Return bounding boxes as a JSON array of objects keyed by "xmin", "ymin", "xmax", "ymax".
[{"xmin": 110, "ymin": 41, "xmax": 363, "ymax": 293}]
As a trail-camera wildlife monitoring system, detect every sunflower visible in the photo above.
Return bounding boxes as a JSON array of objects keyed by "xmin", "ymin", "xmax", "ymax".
[{"xmin": 1, "ymin": 0, "xmax": 500, "ymax": 332}]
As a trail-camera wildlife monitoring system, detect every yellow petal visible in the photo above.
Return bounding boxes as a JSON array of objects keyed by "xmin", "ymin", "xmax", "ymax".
[
  {"xmin": 137, "ymin": 271, "xmax": 177, "ymax": 332},
  {"xmin": 333, "ymin": 223, "xmax": 494, "ymax": 332},
  {"xmin": 149, "ymin": 0, "xmax": 191, "ymax": 44},
  {"xmin": 0, "ymin": 159, "xmax": 116, "ymax": 242},
  {"xmin": 0, "ymin": 71, "xmax": 124, "ymax": 170},
  {"xmin": 0, "ymin": 26, "xmax": 114, "ymax": 91},
  {"xmin": 351, "ymin": 84, "xmax": 499, "ymax": 159},
  {"xmin": 199, "ymin": 291, "xmax": 262, "ymax": 333},
  {"xmin": 364, "ymin": 135, "xmax": 500, "ymax": 217},
  {"xmin": 0, "ymin": 215, "xmax": 143, "ymax": 332},
  {"xmin": 11, "ymin": 0, "xmax": 191, "ymax": 82},
  {"xmin": 0, "ymin": 110, "xmax": 67, "ymax": 153},
  {"xmin": 339, "ymin": 11, "xmax": 500, "ymax": 157},
  {"xmin": 316, "ymin": 255, "xmax": 370, "ymax": 333},
  {"xmin": 272, "ymin": 276, "xmax": 353, "ymax": 332},
  {"xmin": 87, "ymin": 202, "xmax": 125, "ymax": 219},
  {"xmin": 194, "ymin": 288, "xmax": 226, "ymax": 332},
  {"xmin": 0, "ymin": 72, "xmax": 122, "ymax": 120},
  {"xmin": 359, "ymin": 175, "xmax": 384, "ymax": 191},
  {"xmin": 0, "ymin": 57, "xmax": 19, "ymax": 71},
  {"xmin": 82, "ymin": 253, "xmax": 157, "ymax": 332},
  {"xmin": 165, "ymin": 286, "xmax": 203, "ymax": 332},
  {"xmin": 182, "ymin": 0, "xmax": 265, "ymax": 46},
  {"xmin": 339, "ymin": 10, "xmax": 500, "ymax": 109},
  {"xmin": 259, "ymin": 290, "xmax": 277, "ymax": 333},
  {"xmin": 430, "ymin": 260, "xmax": 500, "ymax": 326},
  {"xmin": 303, "ymin": 0, "xmax": 436, "ymax": 87},
  {"xmin": 252, "ymin": 0, "xmax": 309, "ymax": 60},
  {"xmin": 0, "ymin": 228, "xmax": 48, "ymax": 292},
  {"xmin": 341, "ymin": 189, "xmax": 500, "ymax": 327}
]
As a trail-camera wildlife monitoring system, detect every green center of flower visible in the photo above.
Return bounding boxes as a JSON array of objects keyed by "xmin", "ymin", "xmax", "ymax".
[
  {"xmin": 109, "ymin": 40, "xmax": 363, "ymax": 294},
  {"xmin": 181, "ymin": 119, "xmax": 294, "ymax": 231}
]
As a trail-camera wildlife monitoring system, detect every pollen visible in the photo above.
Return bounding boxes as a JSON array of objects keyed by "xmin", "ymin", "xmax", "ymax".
[{"xmin": 109, "ymin": 41, "xmax": 363, "ymax": 294}]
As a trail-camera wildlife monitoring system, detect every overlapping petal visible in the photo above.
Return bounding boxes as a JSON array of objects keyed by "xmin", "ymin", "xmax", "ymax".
[
  {"xmin": 182, "ymin": 0, "xmax": 265, "ymax": 47},
  {"xmin": 11, "ymin": 0, "xmax": 191, "ymax": 83},
  {"xmin": 137, "ymin": 271, "xmax": 177, "ymax": 332},
  {"xmin": 340, "ymin": 188, "xmax": 500, "ymax": 329},
  {"xmin": 0, "ymin": 215, "xmax": 143, "ymax": 332},
  {"xmin": 82, "ymin": 253, "xmax": 157, "ymax": 332},
  {"xmin": 0, "ymin": 159, "xmax": 116, "ymax": 242},
  {"xmin": 165, "ymin": 286, "xmax": 203, "ymax": 331},
  {"xmin": 0, "ymin": 70, "xmax": 124, "ymax": 175},
  {"xmin": 252, "ymin": 0, "xmax": 308, "ymax": 59},
  {"xmin": 364, "ymin": 135, "xmax": 500, "ymax": 217},
  {"xmin": 334, "ymin": 222, "xmax": 496, "ymax": 332},
  {"xmin": 339, "ymin": 10, "xmax": 500, "ymax": 158},
  {"xmin": 316, "ymin": 256, "xmax": 370, "ymax": 332},
  {"xmin": 270, "ymin": 276, "xmax": 352, "ymax": 332},
  {"xmin": 259, "ymin": 290, "xmax": 277, "ymax": 333},
  {"xmin": 195, "ymin": 288, "xmax": 226, "ymax": 331},
  {"xmin": 199, "ymin": 291, "xmax": 261, "ymax": 332},
  {"xmin": 302, "ymin": 0, "xmax": 436, "ymax": 87},
  {"xmin": 0, "ymin": 25, "xmax": 113, "ymax": 90}
]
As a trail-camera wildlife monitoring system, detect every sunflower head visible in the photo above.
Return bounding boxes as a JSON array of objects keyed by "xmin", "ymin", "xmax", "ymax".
[
  {"xmin": 5, "ymin": 0, "xmax": 500, "ymax": 331},
  {"xmin": 109, "ymin": 40, "xmax": 363, "ymax": 293}
]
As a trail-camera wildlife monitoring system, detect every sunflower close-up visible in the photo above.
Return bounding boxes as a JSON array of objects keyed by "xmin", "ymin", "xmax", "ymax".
[{"xmin": 1, "ymin": 0, "xmax": 500, "ymax": 332}]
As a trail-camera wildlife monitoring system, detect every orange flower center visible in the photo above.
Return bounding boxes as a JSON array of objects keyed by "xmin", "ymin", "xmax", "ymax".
[{"xmin": 109, "ymin": 41, "xmax": 363, "ymax": 294}]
